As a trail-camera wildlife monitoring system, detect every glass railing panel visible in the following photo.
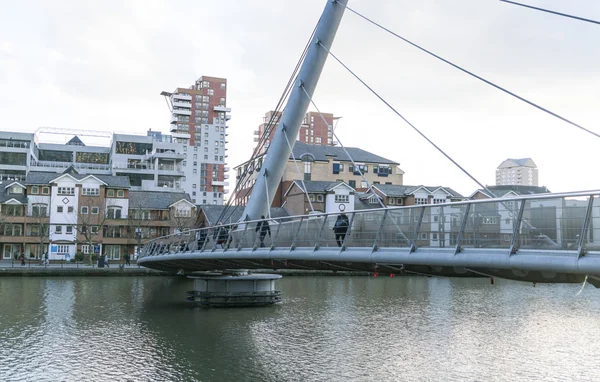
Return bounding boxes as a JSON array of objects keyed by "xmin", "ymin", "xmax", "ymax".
[
  {"xmin": 377, "ymin": 208, "xmax": 411, "ymax": 248},
  {"xmin": 295, "ymin": 216, "xmax": 324, "ymax": 248},
  {"xmin": 460, "ymin": 200, "xmax": 507, "ymax": 249},
  {"xmin": 344, "ymin": 210, "xmax": 382, "ymax": 248},
  {"xmin": 518, "ymin": 196, "xmax": 580, "ymax": 250}
]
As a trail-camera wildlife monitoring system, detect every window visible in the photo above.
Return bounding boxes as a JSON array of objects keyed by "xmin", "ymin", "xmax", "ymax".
[
  {"xmin": 91, "ymin": 207, "xmax": 99, "ymax": 214},
  {"xmin": 117, "ymin": 190, "xmax": 124, "ymax": 197},
  {"xmin": 420, "ymin": 233, "xmax": 428, "ymax": 240},
  {"xmin": 66, "ymin": 226, "xmax": 73, "ymax": 234},
  {"xmin": 81, "ymin": 245, "xmax": 90, "ymax": 254},
  {"xmin": 335, "ymin": 194, "xmax": 349, "ymax": 203},
  {"xmin": 81, "ymin": 206, "xmax": 89, "ymax": 214},
  {"xmin": 82, "ymin": 188, "xmax": 99, "ymax": 196},
  {"xmin": 32, "ymin": 204, "xmax": 47, "ymax": 217},
  {"xmin": 55, "ymin": 225, "xmax": 63, "ymax": 234},
  {"xmin": 220, "ymin": 83, "xmax": 226, "ymax": 90},
  {"xmin": 397, "ymin": 198, "xmax": 403, "ymax": 205},
  {"xmin": 432, "ymin": 233, "xmax": 439, "ymax": 241},
  {"xmin": 67, "ymin": 206, "xmax": 74, "ymax": 213},
  {"xmin": 57, "ymin": 206, "xmax": 63, "ymax": 213},
  {"xmin": 317, "ymin": 194, "xmax": 324, "ymax": 202},
  {"xmin": 433, "ymin": 198, "xmax": 445, "ymax": 204},
  {"xmin": 90, "ymin": 226, "xmax": 99, "ymax": 234},
  {"xmin": 104, "ymin": 226, "xmax": 121, "ymax": 238},
  {"xmin": 105, "ymin": 245, "xmax": 121, "ymax": 260},
  {"xmin": 175, "ymin": 208, "xmax": 191, "ymax": 218},
  {"xmin": 389, "ymin": 198, "xmax": 395, "ymax": 205},
  {"xmin": 42, "ymin": 187, "xmax": 50, "ymax": 195},
  {"xmin": 482, "ymin": 217, "xmax": 497, "ymax": 224},
  {"xmin": 57, "ymin": 187, "xmax": 75, "ymax": 195},
  {"xmin": 415, "ymin": 198, "xmax": 428, "ymax": 205},
  {"xmin": 56, "ymin": 245, "xmax": 69, "ymax": 254},
  {"xmin": 31, "ymin": 186, "xmax": 39, "ymax": 194},
  {"xmin": 107, "ymin": 189, "xmax": 115, "ymax": 197},
  {"xmin": 348, "ymin": 180, "xmax": 356, "ymax": 188},
  {"xmin": 107, "ymin": 207, "xmax": 122, "ymax": 219}
]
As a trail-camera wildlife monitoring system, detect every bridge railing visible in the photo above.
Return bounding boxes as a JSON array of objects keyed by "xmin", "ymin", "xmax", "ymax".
[{"xmin": 138, "ymin": 190, "xmax": 600, "ymax": 259}]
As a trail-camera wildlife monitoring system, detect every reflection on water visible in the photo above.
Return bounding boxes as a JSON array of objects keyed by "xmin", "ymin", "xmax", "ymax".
[{"xmin": 1, "ymin": 276, "xmax": 599, "ymax": 381}]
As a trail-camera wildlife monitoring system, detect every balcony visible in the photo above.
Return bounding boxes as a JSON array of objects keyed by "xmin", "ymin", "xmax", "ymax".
[
  {"xmin": 224, "ymin": 166, "xmax": 230, "ymax": 172},
  {"xmin": 170, "ymin": 115, "xmax": 178, "ymax": 124},
  {"xmin": 31, "ymin": 160, "xmax": 111, "ymax": 172},
  {"xmin": 213, "ymin": 105, "xmax": 231, "ymax": 113},
  {"xmin": 212, "ymin": 180, "xmax": 229, "ymax": 187},
  {"xmin": 172, "ymin": 100, "xmax": 191, "ymax": 109},
  {"xmin": 172, "ymin": 93, "xmax": 192, "ymax": 101},
  {"xmin": 173, "ymin": 108, "xmax": 191, "ymax": 116}
]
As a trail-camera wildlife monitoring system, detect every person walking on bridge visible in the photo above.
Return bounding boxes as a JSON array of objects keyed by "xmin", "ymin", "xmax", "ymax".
[
  {"xmin": 255, "ymin": 215, "xmax": 271, "ymax": 248},
  {"xmin": 333, "ymin": 214, "xmax": 349, "ymax": 247}
]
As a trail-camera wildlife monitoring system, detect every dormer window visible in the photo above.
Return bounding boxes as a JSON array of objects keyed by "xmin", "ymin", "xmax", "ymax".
[
  {"xmin": 31, "ymin": 186, "xmax": 39, "ymax": 195},
  {"xmin": 9, "ymin": 185, "xmax": 23, "ymax": 194},
  {"xmin": 107, "ymin": 189, "xmax": 115, "ymax": 197},
  {"xmin": 117, "ymin": 190, "xmax": 124, "ymax": 198}
]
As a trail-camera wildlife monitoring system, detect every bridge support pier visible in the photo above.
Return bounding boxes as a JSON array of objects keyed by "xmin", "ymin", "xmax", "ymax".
[{"xmin": 186, "ymin": 271, "xmax": 282, "ymax": 307}]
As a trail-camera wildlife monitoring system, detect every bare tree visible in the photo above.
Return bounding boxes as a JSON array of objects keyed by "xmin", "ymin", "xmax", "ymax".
[
  {"xmin": 169, "ymin": 206, "xmax": 197, "ymax": 249},
  {"xmin": 29, "ymin": 203, "xmax": 51, "ymax": 260},
  {"xmin": 74, "ymin": 196, "xmax": 116, "ymax": 265}
]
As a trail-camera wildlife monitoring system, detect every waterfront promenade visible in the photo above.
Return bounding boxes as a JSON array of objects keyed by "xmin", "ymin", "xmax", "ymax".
[{"xmin": 0, "ymin": 260, "xmax": 165, "ymax": 276}]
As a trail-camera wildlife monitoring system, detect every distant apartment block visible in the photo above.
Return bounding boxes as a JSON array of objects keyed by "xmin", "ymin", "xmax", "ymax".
[
  {"xmin": 253, "ymin": 110, "xmax": 338, "ymax": 154},
  {"xmin": 496, "ymin": 158, "xmax": 538, "ymax": 186},
  {"xmin": 162, "ymin": 75, "xmax": 232, "ymax": 204}
]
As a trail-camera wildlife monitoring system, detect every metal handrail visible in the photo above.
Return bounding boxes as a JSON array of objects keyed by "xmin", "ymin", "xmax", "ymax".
[{"xmin": 138, "ymin": 190, "xmax": 600, "ymax": 260}]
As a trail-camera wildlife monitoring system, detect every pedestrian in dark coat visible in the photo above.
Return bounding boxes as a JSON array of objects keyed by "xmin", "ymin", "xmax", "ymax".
[{"xmin": 255, "ymin": 215, "xmax": 271, "ymax": 248}]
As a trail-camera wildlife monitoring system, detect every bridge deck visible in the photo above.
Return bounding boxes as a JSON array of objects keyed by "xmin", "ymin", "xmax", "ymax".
[{"xmin": 138, "ymin": 191, "xmax": 600, "ymax": 285}]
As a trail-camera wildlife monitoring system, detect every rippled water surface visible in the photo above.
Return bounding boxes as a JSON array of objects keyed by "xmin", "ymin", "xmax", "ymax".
[{"xmin": 1, "ymin": 275, "xmax": 599, "ymax": 381}]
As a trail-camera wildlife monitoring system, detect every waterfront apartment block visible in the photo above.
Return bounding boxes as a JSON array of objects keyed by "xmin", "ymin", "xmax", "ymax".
[
  {"xmin": 0, "ymin": 127, "xmax": 225, "ymax": 206},
  {"xmin": 0, "ymin": 169, "xmax": 196, "ymax": 262},
  {"xmin": 234, "ymin": 141, "xmax": 405, "ymax": 206},
  {"xmin": 496, "ymin": 158, "xmax": 538, "ymax": 186},
  {"xmin": 253, "ymin": 110, "xmax": 337, "ymax": 155}
]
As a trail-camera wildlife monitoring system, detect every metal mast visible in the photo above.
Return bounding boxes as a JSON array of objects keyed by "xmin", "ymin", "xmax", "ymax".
[{"xmin": 242, "ymin": 0, "xmax": 348, "ymax": 221}]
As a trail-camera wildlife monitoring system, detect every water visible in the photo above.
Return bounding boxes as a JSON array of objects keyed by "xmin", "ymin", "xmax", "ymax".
[{"xmin": 0, "ymin": 275, "xmax": 599, "ymax": 381}]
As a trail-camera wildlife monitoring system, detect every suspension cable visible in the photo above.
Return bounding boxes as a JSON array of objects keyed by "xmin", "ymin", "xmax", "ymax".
[
  {"xmin": 500, "ymin": 0, "xmax": 600, "ymax": 26},
  {"xmin": 341, "ymin": 4, "xmax": 600, "ymax": 140},
  {"xmin": 319, "ymin": 43, "xmax": 543, "ymax": 233},
  {"xmin": 300, "ymin": 85, "xmax": 386, "ymax": 209},
  {"xmin": 282, "ymin": 127, "xmax": 315, "ymax": 212}
]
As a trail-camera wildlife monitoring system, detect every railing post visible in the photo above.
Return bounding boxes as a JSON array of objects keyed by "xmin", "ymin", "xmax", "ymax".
[
  {"xmin": 314, "ymin": 215, "xmax": 329, "ymax": 251},
  {"xmin": 454, "ymin": 204, "xmax": 471, "ymax": 255},
  {"xmin": 509, "ymin": 199, "xmax": 526, "ymax": 256},
  {"xmin": 577, "ymin": 195, "xmax": 595, "ymax": 258},
  {"xmin": 410, "ymin": 207, "xmax": 426, "ymax": 252},
  {"xmin": 372, "ymin": 209, "xmax": 388, "ymax": 252},
  {"xmin": 290, "ymin": 217, "xmax": 305, "ymax": 250}
]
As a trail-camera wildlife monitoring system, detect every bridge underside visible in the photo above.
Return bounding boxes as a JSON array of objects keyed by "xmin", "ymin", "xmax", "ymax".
[{"xmin": 138, "ymin": 247, "xmax": 600, "ymax": 287}]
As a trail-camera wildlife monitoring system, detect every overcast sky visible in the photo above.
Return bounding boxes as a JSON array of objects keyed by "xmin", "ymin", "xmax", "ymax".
[{"xmin": 1, "ymin": 0, "xmax": 599, "ymax": 196}]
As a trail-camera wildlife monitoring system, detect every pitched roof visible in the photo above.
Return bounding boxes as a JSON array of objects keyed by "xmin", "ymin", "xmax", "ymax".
[
  {"xmin": 472, "ymin": 185, "xmax": 551, "ymax": 198},
  {"xmin": 25, "ymin": 172, "xmax": 130, "ymax": 188},
  {"xmin": 497, "ymin": 158, "xmax": 537, "ymax": 169},
  {"xmin": 290, "ymin": 141, "xmax": 398, "ymax": 165},
  {"xmin": 129, "ymin": 191, "xmax": 191, "ymax": 209},
  {"xmin": 371, "ymin": 184, "xmax": 464, "ymax": 198},
  {"xmin": 292, "ymin": 180, "xmax": 354, "ymax": 194},
  {"xmin": 198, "ymin": 205, "xmax": 290, "ymax": 225}
]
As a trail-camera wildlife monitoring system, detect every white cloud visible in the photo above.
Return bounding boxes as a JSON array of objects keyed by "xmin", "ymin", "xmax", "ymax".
[{"xmin": 0, "ymin": 0, "xmax": 599, "ymax": 196}]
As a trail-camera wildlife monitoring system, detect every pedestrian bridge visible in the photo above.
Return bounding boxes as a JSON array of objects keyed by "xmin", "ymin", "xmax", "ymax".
[{"xmin": 138, "ymin": 190, "xmax": 600, "ymax": 286}]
